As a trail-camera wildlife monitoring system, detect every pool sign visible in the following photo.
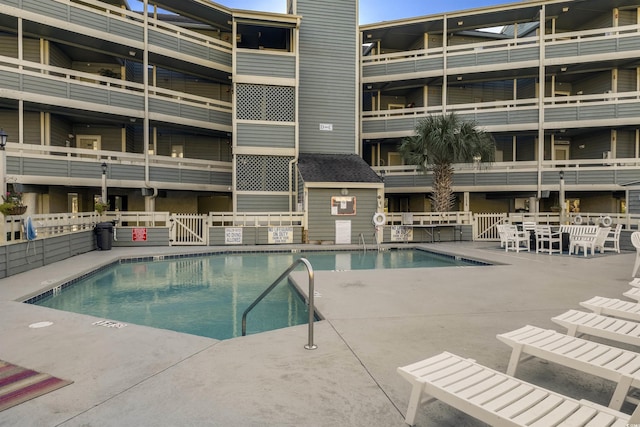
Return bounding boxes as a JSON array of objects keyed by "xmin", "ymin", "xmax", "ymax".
[
  {"xmin": 132, "ymin": 227, "xmax": 147, "ymax": 241},
  {"xmin": 268, "ymin": 226, "xmax": 293, "ymax": 244},
  {"xmin": 225, "ymin": 227, "xmax": 243, "ymax": 244},
  {"xmin": 391, "ymin": 225, "xmax": 413, "ymax": 242}
]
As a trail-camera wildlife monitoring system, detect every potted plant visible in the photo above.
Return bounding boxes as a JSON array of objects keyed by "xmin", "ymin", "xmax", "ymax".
[
  {"xmin": 0, "ymin": 188, "xmax": 26, "ymax": 216},
  {"xmin": 94, "ymin": 199, "xmax": 109, "ymax": 215}
]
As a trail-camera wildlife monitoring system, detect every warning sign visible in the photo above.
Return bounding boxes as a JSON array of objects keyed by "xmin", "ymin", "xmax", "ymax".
[{"xmin": 132, "ymin": 228, "xmax": 147, "ymax": 241}]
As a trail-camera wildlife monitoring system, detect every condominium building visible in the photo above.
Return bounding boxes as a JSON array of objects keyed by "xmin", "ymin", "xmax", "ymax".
[{"xmin": 0, "ymin": 0, "xmax": 638, "ymax": 243}]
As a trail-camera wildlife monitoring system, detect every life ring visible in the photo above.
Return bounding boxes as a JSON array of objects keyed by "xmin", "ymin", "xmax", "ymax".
[
  {"xmin": 372, "ymin": 212, "xmax": 386, "ymax": 226},
  {"xmin": 601, "ymin": 216, "xmax": 612, "ymax": 227},
  {"xmin": 573, "ymin": 215, "xmax": 583, "ymax": 225}
]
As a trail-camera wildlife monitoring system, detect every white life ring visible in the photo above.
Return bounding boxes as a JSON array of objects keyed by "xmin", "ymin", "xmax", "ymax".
[
  {"xmin": 372, "ymin": 212, "xmax": 386, "ymax": 226},
  {"xmin": 601, "ymin": 216, "xmax": 612, "ymax": 227},
  {"xmin": 573, "ymin": 215, "xmax": 583, "ymax": 225}
]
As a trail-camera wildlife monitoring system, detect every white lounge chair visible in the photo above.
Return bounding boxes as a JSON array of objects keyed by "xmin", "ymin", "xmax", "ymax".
[
  {"xmin": 632, "ymin": 232, "xmax": 640, "ymax": 278},
  {"xmin": 602, "ymin": 224, "xmax": 622, "ymax": 253},
  {"xmin": 581, "ymin": 296, "xmax": 640, "ymax": 322},
  {"xmin": 497, "ymin": 325, "xmax": 640, "ymax": 410},
  {"xmin": 397, "ymin": 351, "xmax": 640, "ymax": 426},
  {"xmin": 623, "ymin": 287, "xmax": 640, "ymax": 302},
  {"xmin": 552, "ymin": 309, "xmax": 640, "ymax": 347}
]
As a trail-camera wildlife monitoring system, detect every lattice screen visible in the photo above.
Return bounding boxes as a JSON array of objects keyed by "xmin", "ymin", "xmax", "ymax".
[
  {"xmin": 236, "ymin": 155, "xmax": 293, "ymax": 191},
  {"xmin": 236, "ymin": 84, "xmax": 295, "ymax": 122}
]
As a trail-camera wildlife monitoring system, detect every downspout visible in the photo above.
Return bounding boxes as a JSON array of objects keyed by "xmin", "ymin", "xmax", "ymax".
[
  {"xmin": 143, "ymin": 0, "xmax": 158, "ymax": 203},
  {"xmin": 289, "ymin": 17, "xmax": 301, "ymax": 213},
  {"xmin": 536, "ymin": 5, "xmax": 546, "ymax": 203}
]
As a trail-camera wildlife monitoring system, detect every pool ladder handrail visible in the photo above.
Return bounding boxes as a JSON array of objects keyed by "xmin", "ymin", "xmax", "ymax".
[
  {"xmin": 241, "ymin": 257, "xmax": 317, "ymax": 350},
  {"xmin": 359, "ymin": 233, "xmax": 366, "ymax": 253}
]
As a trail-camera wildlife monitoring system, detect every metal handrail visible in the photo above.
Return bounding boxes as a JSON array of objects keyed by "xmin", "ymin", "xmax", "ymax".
[
  {"xmin": 241, "ymin": 257, "xmax": 317, "ymax": 350},
  {"xmin": 359, "ymin": 233, "xmax": 366, "ymax": 253}
]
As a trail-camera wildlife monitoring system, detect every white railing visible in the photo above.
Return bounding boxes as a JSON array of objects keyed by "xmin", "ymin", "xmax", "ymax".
[
  {"xmin": 104, "ymin": 211, "xmax": 170, "ymax": 227},
  {"xmin": 385, "ymin": 211, "xmax": 473, "ymax": 225},
  {"xmin": 210, "ymin": 212, "xmax": 305, "ymax": 227},
  {"xmin": 1, "ymin": 211, "xmax": 100, "ymax": 244}
]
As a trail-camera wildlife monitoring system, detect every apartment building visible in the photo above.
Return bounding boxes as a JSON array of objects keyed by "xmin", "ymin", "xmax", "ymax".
[
  {"xmin": 361, "ymin": 0, "xmax": 640, "ymax": 215},
  {"xmin": 0, "ymin": 0, "xmax": 638, "ymax": 242}
]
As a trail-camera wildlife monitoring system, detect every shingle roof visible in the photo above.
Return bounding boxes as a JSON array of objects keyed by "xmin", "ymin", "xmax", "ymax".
[{"xmin": 298, "ymin": 153, "xmax": 382, "ymax": 183}]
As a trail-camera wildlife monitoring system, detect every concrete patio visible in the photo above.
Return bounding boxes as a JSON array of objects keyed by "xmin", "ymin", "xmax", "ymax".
[{"xmin": 0, "ymin": 242, "xmax": 636, "ymax": 426}]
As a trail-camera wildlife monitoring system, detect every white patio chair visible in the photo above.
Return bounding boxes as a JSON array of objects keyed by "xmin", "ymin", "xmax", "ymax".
[
  {"xmin": 602, "ymin": 223, "xmax": 622, "ymax": 253},
  {"xmin": 504, "ymin": 225, "xmax": 529, "ymax": 253},
  {"xmin": 495, "ymin": 223, "xmax": 508, "ymax": 248},
  {"xmin": 632, "ymin": 232, "xmax": 640, "ymax": 278},
  {"xmin": 534, "ymin": 224, "xmax": 561, "ymax": 254}
]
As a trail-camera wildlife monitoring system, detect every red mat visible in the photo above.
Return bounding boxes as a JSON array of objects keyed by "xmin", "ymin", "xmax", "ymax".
[{"xmin": 0, "ymin": 360, "xmax": 72, "ymax": 412}]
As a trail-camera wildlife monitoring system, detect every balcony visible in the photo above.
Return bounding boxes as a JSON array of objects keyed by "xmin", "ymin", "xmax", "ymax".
[
  {"xmin": 4, "ymin": 143, "xmax": 232, "ymax": 192},
  {"xmin": 0, "ymin": 0, "xmax": 232, "ymax": 74},
  {"xmin": 0, "ymin": 55, "xmax": 232, "ymax": 132}
]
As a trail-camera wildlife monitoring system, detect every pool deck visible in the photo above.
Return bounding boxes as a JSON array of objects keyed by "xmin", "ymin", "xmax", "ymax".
[{"xmin": 0, "ymin": 242, "xmax": 636, "ymax": 426}]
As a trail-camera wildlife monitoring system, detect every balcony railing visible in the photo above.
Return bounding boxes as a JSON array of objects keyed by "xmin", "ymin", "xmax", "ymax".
[
  {"xmin": 0, "ymin": 55, "xmax": 233, "ymax": 131},
  {"xmin": 1, "ymin": 0, "xmax": 232, "ymax": 69},
  {"xmin": 4, "ymin": 143, "xmax": 232, "ymax": 190}
]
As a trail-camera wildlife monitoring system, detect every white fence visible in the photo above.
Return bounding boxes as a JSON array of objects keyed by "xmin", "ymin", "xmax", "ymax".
[{"xmin": 3, "ymin": 210, "xmax": 640, "ymax": 245}]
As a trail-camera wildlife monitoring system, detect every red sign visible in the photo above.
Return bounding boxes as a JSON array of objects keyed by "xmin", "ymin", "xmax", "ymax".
[{"xmin": 132, "ymin": 228, "xmax": 147, "ymax": 242}]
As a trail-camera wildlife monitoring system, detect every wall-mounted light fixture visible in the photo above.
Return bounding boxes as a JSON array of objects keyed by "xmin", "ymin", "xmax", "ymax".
[{"xmin": 0, "ymin": 129, "xmax": 7, "ymax": 150}]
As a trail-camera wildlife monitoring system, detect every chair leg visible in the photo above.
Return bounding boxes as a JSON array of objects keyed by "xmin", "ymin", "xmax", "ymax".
[{"xmin": 633, "ymin": 251, "xmax": 640, "ymax": 278}]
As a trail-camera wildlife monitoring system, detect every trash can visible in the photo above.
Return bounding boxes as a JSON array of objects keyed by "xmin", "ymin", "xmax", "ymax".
[{"xmin": 95, "ymin": 222, "xmax": 113, "ymax": 250}]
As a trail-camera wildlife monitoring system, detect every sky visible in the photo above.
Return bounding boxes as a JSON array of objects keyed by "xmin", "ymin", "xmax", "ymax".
[{"xmin": 218, "ymin": 0, "xmax": 512, "ymax": 24}]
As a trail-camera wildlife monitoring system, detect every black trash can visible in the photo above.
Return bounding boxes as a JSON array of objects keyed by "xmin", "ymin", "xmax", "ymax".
[{"xmin": 95, "ymin": 222, "xmax": 113, "ymax": 250}]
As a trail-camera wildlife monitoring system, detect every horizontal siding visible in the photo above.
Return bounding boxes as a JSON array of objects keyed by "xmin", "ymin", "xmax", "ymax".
[
  {"xmin": 237, "ymin": 194, "xmax": 290, "ymax": 212},
  {"xmin": 298, "ymin": 0, "xmax": 356, "ymax": 154},
  {"xmin": 306, "ymin": 188, "xmax": 378, "ymax": 243},
  {"xmin": 112, "ymin": 227, "xmax": 169, "ymax": 246},
  {"xmin": 0, "ymin": 232, "xmax": 94, "ymax": 279},
  {"xmin": 236, "ymin": 52, "xmax": 295, "ymax": 79},
  {"xmin": 236, "ymin": 123, "xmax": 295, "ymax": 149}
]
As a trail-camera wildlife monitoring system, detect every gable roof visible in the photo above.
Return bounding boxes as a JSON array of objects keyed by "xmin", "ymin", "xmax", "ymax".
[{"xmin": 298, "ymin": 153, "xmax": 382, "ymax": 184}]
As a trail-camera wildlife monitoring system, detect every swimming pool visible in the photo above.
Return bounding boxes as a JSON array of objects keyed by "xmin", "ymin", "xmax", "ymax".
[{"xmin": 29, "ymin": 249, "xmax": 487, "ymax": 340}]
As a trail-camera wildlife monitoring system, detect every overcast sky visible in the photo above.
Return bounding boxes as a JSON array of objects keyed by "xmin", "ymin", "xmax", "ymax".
[{"xmin": 218, "ymin": 0, "xmax": 512, "ymax": 24}]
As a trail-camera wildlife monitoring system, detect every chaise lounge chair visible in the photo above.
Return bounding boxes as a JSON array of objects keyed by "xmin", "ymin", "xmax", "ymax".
[
  {"xmin": 497, "ymin": 324, "xmax": 640, "ymax": 410},
  {"xmin": 397, "ymin": 351, "xmax": 640, "ymax": 426},
  {"xmin": 580, "ymin": 296, "xmax": 640, "ymax": 322},
  {"xmin": 552, "ymin": 309, "xmax": 640, "ymax": 348}
]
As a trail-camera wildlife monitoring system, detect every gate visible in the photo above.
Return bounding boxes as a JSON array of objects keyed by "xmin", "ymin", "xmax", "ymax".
[
  {"xmin": 473, "ymin": 213, "xmax": 508, "ymax": 242},
  {"xmin": 170, "ymin": 214, "xmax": 207, "ymax": 246}
]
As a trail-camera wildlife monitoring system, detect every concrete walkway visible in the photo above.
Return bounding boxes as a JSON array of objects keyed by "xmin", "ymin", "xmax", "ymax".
[{"xmin": 0, "ymin": 243, "xmax": 636, "ymax": 426}]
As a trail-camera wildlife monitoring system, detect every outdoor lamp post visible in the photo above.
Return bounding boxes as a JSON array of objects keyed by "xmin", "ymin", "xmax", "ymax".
[
  {"xmin": 101, "ymin": 161, "xmax": 108, "ymax": 203},
  {"xmin": 0, "ymin": 129, "xmax": 7, "ymax": 198},
  {"xmin": 559, "ymin": 170, "xmax": 565, "ymax": 224}
]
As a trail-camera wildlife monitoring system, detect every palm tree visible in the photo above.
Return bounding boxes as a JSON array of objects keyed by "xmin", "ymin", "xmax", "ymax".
[{"xmin": 398, "ymin": 112, "xmax": 495, "ymax": 212}]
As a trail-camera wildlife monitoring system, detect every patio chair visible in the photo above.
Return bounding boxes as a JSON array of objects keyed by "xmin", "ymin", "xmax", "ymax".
[
  {"xmin": 602, "ymin": 224, "xmax": 622, "ymax": 253},
  {"xmin": 498, "ymin": 324, "xmax": 640, "ymax": 410},
  {"xmin": 496, "ymin": 223, "xmax": 508, "ymax": 248},
  {"xmin": 569, "ymin": 226, "xmax": 610, "ymax": 257},
  {"xmin": 504, "ymin": 225, "xmax": 529, "ymax": 253},
  {"xmin": 633, "ymin": 232, "xmax": 640, "ymax": 278},
  {"xmin": 397, "ymin": 351, "xmax": 640, "ymax": 426},
  {"xmin": 534, "ymin": 224, "xmax": 561, "ymax": 254}
]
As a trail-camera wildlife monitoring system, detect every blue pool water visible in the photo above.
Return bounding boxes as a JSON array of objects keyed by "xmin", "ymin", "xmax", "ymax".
[{"xmin": 31, "ymin": 249, "xmax": 484, "ymax": 339}]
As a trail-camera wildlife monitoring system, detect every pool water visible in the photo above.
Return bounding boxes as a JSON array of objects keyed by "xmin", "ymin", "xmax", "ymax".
[{"xmin": 32, "ymin": 249, "xmax": 484, "ymax": 340}]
